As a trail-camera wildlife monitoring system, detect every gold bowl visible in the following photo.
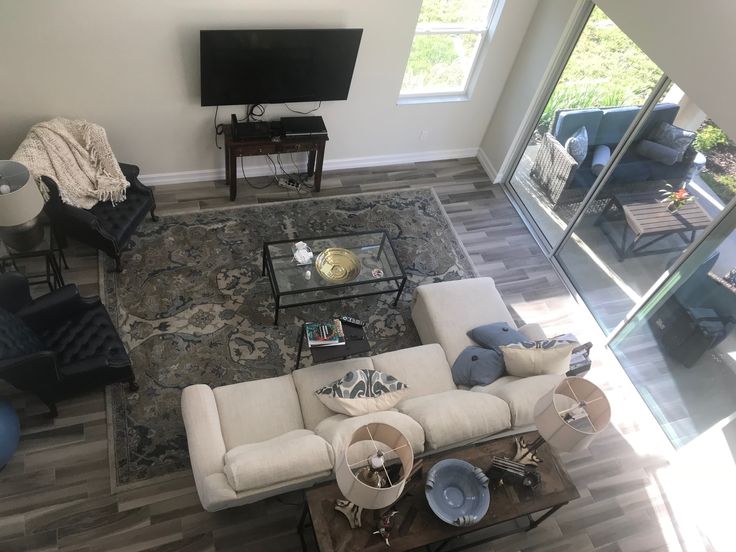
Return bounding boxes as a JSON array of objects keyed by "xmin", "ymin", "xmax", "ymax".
[{"xmin": 315, "ymin": 248, "xmax": 361, "ymax": 283}]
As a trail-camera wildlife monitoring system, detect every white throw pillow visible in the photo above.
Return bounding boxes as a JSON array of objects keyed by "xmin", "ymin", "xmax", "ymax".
[
  {"xmin": 499, "ymin": 339, "xmax": 577, "ymax": 377},
  {"xmin": 591, "ymin": 144, "xmax": 611, "ymax": 175},
  {"xmin": 315, "ymin": 369, "xmax": 408, "ymax": 416}
]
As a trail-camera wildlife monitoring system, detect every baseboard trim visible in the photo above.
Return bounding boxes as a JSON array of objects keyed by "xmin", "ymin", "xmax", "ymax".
[
  {"xmin": 140, "ymin": 147, "xmax": 481, "ymax": 187},
  {"xmin": 476, "ymin": 148, "xmax": 498, "ymax": 182}
]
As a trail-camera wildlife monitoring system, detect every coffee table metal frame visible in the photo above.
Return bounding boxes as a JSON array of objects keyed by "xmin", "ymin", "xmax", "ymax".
[{"xmin": 261, "ymin": 230, "xmax": 407, "ymax": 325}]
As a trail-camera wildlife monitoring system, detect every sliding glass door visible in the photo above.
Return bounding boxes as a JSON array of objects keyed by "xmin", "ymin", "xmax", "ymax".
[{"xmin": 507, "ymin": 6, "xmax": 662, "ymax": 247}]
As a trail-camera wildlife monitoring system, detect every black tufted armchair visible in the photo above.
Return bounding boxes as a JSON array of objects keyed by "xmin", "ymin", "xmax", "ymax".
[
  {"xmin": 42, "ymin": 163, "xmax": 158, "ymax": 272},
  {"xmin": 0, "ymin": 273, "xmax": 136, "ymax": 416}
]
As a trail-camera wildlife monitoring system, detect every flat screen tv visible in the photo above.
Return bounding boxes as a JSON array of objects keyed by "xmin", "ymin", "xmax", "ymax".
[{"xmin": 200, "ymin": 29, "xmax": 363, "ymax": 106}]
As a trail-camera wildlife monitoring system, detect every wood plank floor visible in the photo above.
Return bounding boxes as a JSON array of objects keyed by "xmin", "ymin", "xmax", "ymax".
[{"xmin": 0, "ymin": 159, "xmax": 706, "ymax": 551}]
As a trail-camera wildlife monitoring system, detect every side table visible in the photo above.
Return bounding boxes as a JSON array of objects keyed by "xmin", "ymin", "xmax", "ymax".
[
  {"xmin": 0, "ymin": 225, "xmax": 67, "ymax": 290},
  {"xmin": 295, "ymin": 321, "xmax": 370, "ymax": 370}
]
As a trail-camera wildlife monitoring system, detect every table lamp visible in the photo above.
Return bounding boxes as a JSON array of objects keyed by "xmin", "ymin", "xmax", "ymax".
[
  {"xmin": 334, "ymin": 422, "xmax": 413, "ymax": 528},
  {"xmin": 516, "ymin": 376, "xmax": 611, "ymax": 463},
  {"xmin": 0, "ymin": 160, "xmax": 44, "ymax": 251}
]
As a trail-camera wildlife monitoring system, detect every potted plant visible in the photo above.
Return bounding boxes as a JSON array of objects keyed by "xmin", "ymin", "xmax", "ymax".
[{"xmin": 660, "ymin": 183, "xmax": 694, "ymax": 212}]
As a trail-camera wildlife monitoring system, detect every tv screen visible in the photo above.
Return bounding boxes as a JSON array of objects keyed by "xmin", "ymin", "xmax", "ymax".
[{"xmin": 200, "ymin": 29, "xmax": 363, "ymax": 106}]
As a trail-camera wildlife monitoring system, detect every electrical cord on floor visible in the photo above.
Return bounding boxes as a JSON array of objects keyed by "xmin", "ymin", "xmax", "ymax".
[
  {"xmin": 290, "ymin": 153, "xmax": 313, "ymax": 189},
  {"xmin": 284, "ymin": 101, "xmax": 321, "ymax": 115}
]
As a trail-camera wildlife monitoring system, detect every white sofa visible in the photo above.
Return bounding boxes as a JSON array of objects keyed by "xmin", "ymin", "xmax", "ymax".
[{"xmin": 182, "ymin": 277, "xmax": 565, "ymax": 512}]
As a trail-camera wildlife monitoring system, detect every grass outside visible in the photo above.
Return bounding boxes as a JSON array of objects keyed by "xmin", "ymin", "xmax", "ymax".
[{"xmin": 695, "ymin": 121, "xmax": 736, "ymax": 205}]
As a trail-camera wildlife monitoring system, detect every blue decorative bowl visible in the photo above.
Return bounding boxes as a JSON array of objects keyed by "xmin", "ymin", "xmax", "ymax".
[{"xmin": 425, "ymin": 459, "xmax": 491, "ymax": 527}]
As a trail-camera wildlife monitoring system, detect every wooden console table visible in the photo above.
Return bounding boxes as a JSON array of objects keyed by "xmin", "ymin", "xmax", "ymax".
[{"xmin": 224, "ymin": 124, "xmax": 328, "ymax": 200}]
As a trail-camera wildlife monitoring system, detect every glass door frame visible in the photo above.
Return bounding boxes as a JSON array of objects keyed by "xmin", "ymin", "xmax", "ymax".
[{"xmin": 499, "ymin": 3, "xmax": 736, "ymax": 346}]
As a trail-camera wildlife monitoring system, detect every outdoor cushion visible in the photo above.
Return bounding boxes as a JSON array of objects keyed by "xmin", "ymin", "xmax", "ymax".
[
  {"xmin": 565, "ymin": 126, "xmax": 588, "ymax": 163},
  {"xmin": 591, "ymin": 145, "xmax": 611, "ymax": 175},
  {"xmin": 488, "ymin": 374, "xmax": 565, "ymax": 426},
  {"xmin": 467, "ymin": 322, "xmax": 527, "ymax": 350},
  {"xmin": 314, "ymin": 409, "xmax": 425, "ymax": 456},
  {"xmin": 292, "ymin": 357, "xmax": 375, "ymax": 430},
  {"xmin": 396, "ymin": 390, "xmax": 511, "ymax": 450},
  {"xmin": 223, "ymin": 430, "xmax": 334, "ymax": 492},
  {"xmin": 451, "ymin": 346, "xmax": 504, "ymax": 387},
  {"xmin": 371, "ymin": 344, "xmax": 455, "ymax": 400},
  {"xmin": 213, "ymin": 375, "xmax": 304, "ymax": 449},
  {"xmin": 315, "ymin": 369, "xmax": 408, "ymax": 416},
  {"xmin": 595, "ymin": 106, "xmax": 639, "ymax": 146},
  {"xmin": 649, "ymin": 121, "xmax": 696, "ymax": 162},
  {"xmin": 553, "ymin": 108, "xmax": 603, "ymax": 146},
  {"xmin": 636, "ymin": 139, "xmax": 680, "ymax": 165}
]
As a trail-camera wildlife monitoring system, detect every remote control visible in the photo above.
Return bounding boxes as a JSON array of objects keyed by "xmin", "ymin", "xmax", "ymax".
[{"xmin": 339, "ymin": 315, "xmax": 365, "ymax": 327}]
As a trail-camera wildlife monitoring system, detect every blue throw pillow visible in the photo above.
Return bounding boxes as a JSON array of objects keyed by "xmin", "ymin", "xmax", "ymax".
[
  {"xmin": 451, "ymin": 346, "xmax": 505, "ymax": 387},
  {"xmin": 0, "ymin": 307, "xmax": 43, "ymax": 360},
  {"xmin": 564, "ymin": 126, "xmax": 588, "ymax": 163},
  {"xmin": 467, "ymin": 322, "xmax": 526, "ymax": 351}
]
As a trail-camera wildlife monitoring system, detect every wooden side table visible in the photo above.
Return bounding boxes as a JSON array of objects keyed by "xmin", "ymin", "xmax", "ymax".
[{"xmin": 224, "ymin": 124, "xmax": 328, "ymax": 200}]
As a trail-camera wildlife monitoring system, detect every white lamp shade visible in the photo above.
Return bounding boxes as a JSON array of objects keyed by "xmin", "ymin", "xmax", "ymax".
[
  {"xmin": 533, "ymin": 377, "xmax": 611, "ymax": 453},
  {"xmin": 0, "ymin": 161, "xmax": 44, "ymax": 227},
  {"xmin": 335, "ymin": 422, "xmax": 414, "ymax": 510}
]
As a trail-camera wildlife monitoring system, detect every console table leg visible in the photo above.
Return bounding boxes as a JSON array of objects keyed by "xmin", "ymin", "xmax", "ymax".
[
  {"xmin": 313, "ymin": 143, "xmax": 326, "ymax": 193},
  {"xmin": 228, "ymin": 152, "xmax": 237, "ymax": 201}
]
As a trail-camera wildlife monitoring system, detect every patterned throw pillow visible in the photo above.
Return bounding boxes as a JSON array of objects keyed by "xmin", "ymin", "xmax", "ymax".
[
  {"xmin": 648, "ymin": 121, "xmax": 696, "ymax": 162},
  {"xmin": 499, "ymin": 339, "xmax": 577, "ymax": 377},
  {"xmin": 564, "ymin": 126, "xmax": 588, "ymax": 163},
  {"xmin": 315, "ymin": 369, "xmax": 409, "ymax": 416}
]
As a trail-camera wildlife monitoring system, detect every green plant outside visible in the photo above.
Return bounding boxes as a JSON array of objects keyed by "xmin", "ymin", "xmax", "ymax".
[
  {"xmin": 700, "ymin": 172, "xmax": 736, "ymax": 204},
  {"xmin": 694, "ymin": 124, "xmax": 729, "ymax": 153}
]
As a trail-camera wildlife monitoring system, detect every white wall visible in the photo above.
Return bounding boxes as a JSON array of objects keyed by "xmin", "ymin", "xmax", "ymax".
[
  {"xmin": 595, "ymin": 0, "xmax": 736, "ymax": 138},
  {"xmin": 0, "ymin": 0, "xmax": 537, "ymax": 182},
  {"xmin": 478, "ymin": 0, "xmax": 578, "ymax": 177}
]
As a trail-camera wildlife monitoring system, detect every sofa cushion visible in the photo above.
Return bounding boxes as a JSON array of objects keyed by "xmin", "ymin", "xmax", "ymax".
[
  {"xmin": 397, "ymin": 390, "xmax": 510, "ymax": 450},
  {"xmin": 595, "ymin": 106, "xmax": 639, "ymax": 146},
  {"xmin": 315, "ymin": 410, "xmax": 425, "ymax": 456},
  {"xmin": 488, "ymin": 374, "xmax": 565, "ymax": 426},
  {"xmin": 500, "ymin": 340, "xmax": 576, "ymax": 377},
  {"xmin": 471, "ymin": 375, "xmax": 522, "ymax": 395},
  {"xmin": 371, "ymin": 344, "xmax": 455, "ymax": 400},
  {"xmin": 564, "ymin": 126, "xmax": 588, "ymax": 163},
  {"xmin": 636, "ymin": 139, "xmax": 680, "ymax": 166},
  {"xmin": 411, "ymin": 278, "xmax": 516, "ymax": 366},
  {"xmin": 451, "ymin": 346, "xmax": 504, "ymax": 387},
  {"xmin": 648, "ymin": 121, "xmax": 696, "ymax": 162},
  {"xmin": 316, "ymin": 369, "xmax": 408, "ymax": 416},
  {"xmin": 553, "ymin": 108, "xmax": 603, "ymax": 146},
  {"xmin": 213, "ymin": 375, "xmax": 304, "ymax": 449},
  {"xmin": 223, "ymin": 430, "xmax": 334, "ymax": 492},
  {"xmin": 467, "ymin": 322, "xmax": 526, "ymax": 351},
  {"xmin": 292, "ymin": 357, "xmax": 375, "ymax": 431}
]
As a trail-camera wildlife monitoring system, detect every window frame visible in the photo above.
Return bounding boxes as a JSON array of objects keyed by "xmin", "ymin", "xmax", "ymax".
[{"xmin": 398, "ymin": 0, "xmax": 503, "ymax": 103}]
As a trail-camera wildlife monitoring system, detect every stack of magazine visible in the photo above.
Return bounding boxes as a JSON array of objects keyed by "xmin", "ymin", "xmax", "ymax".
[{"xmin": 305, "ymin": 319, "xmax": 346, "ymax": 348}]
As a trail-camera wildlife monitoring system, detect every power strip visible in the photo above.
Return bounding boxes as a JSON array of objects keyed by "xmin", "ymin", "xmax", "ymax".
[{"xmin": 277, "ymin": 176, "xmax": 301, "ymax": 192}]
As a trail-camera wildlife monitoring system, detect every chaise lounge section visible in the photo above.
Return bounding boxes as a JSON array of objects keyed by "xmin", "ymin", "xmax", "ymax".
[{"xmin": 182, "ymin": 277, "xmax": 567, "ymax": 512}]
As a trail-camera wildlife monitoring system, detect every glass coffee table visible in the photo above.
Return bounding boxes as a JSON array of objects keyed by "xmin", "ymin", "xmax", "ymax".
[{"xmin": 261, "ymin": 230, "xmax": 406, "ymax": 324}]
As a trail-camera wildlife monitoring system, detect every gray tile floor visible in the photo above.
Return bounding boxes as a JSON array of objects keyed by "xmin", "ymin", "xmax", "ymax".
[{"xmin": 0, "ymin": 158, "xmax": 714, "ymax": 551}]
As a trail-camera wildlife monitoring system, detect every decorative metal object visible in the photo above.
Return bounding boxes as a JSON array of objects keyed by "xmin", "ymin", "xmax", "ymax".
[
  {"xmin": 315, "ymin": 247, "xmax": 361, "ymax": 283},
  {"xmin": 425, "ymin": 459, "xmax": 490, "ymax": 527}
]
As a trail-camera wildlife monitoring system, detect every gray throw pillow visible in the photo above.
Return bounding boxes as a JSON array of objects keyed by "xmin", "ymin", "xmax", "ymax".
[
  {"xmin": 648, "ymin": 122, "xmax": 696, "ymax": 162},
  {"xmin": 467, "ymin": 322, "xmax": 526, "ymax": 350},
  {"xmin": 451, "ymin": 346, "xmax": 505, "ymax": 387},
  {"xmin": 636, "ymin": 139, "xmax": 680, "ymax": 166},
  {"xmin": 315, "ymin": 369, "xmax": 409, "ymax": 416},
  {"xmin": 564, "ymin": 126, "xmax": 588, "ymax": 163}
]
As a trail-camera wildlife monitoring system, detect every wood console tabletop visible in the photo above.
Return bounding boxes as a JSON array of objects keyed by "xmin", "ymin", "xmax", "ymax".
[
  {"xmin": 224, "ymin": 124, "xmax": 328, "ymax": 200},
  {"xmin": 300, "ymin": 432, "xmax": 578, "ymax": 552}
]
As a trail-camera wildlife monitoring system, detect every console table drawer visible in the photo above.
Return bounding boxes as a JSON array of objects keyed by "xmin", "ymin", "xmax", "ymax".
[
  {"xmin": 233, "ymin": 144, "xmax": 278, "ymax": 156},
  {"xmin": 278, "ymin": 142, "xmax": 316, "ymax": 153}
]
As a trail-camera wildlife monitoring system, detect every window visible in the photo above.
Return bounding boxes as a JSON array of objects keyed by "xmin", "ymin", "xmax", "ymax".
[{"xmin": 400, "ymin": 0, "xmax": 499, "ymax": 99}]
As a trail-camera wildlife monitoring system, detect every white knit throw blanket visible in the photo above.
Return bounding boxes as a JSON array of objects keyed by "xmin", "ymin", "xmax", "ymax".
[{"xmin": 12, "ymin": 118, "xmax": 129, "ymax": 209}]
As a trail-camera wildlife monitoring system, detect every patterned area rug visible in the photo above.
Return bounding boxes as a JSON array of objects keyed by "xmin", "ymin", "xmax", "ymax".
[{"xmin": 103, "ymin": 188, "xmax": 477, "ymax": 489}]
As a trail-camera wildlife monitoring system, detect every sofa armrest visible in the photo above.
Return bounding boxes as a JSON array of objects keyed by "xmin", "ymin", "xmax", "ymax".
[
  {"xmin": 530, "ymin": 133, "xmax": 578, "ymax": 208},
  {"xmin": 17, "ymin": 285, "xmax": 94, "ymax": 332},
  {"xmin": 518, "ymin": 323, "xmax": 546, "ymax": 342},
  {"xmin": 181, "ymin": 384, "xmax": 228, "ymax": 508}
]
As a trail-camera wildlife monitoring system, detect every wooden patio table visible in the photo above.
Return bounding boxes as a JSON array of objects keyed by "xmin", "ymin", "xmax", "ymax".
[{"xmin": 596, "ymin": 190, "xmax": 712, "ymax": 260}]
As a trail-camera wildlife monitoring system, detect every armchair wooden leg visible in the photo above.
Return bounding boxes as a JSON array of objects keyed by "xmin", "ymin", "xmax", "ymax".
[
  {"xmin": 45, "ymin": 401, "xmax": 58, "ymax": 418},
  {"xmin": 150, "ymin": 207, "xmax": 159, "ymax": 222},
  {"xmin": 112, "ymin": 256, "xmax": 122, "ymax": 273},
  {"xmin": 128, "ymin": 377, "xmax": 139, "ymax": 392}
]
